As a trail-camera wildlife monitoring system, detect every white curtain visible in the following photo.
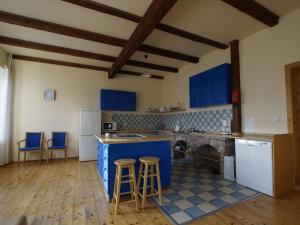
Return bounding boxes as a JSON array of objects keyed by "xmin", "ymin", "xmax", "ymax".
[{"xmin": 0, "ymin": 54, "xmax": 12, "ymax": 166}]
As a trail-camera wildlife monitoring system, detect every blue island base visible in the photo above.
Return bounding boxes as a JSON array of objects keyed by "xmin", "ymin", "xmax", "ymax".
[{"xmin": 97, "ymin": 140, "xmax": 171, "ymax": 200}]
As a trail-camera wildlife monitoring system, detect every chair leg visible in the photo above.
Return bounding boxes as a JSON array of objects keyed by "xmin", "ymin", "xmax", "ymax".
[
  {"xmin": 18, "ymin": 151, "xmax": 20, "ymax": 166},
  {"xmin": 130, "ymin": 165, "xmax": 139, "ymax": 211},
  {"xmin": 50, "ymin": 151, "xmax": 53, "ymax": 160},
  {"xmin": 141, "ymin": 163, "xmax": 149, "ymax": 209},
  {"xmin": 150, "ymin": 164, "xmax": 154, "ymax": 194},
  {"xmin": 24, "ymin": 152, "xmax": 26, "ymax": 163},
  {"xmin": 114, "ymin": 165, "xmax": 122, "ymax": 215},
  {"xmin": 129, "ymin": 170, "xmax": 134, "ymax": 200},
  {"xmin": 39, "ymin": 151, "xmax": 42, "ymax": 164},
  {"xmin": 46, "ymin": 149, "xmax": 49, "ymax": 163},
  {"xmin": 64, "ymin": 149, "xmax": 67, "ymax": 161},
  {"xmin": 156, "ymin": 163, "xmax": 163, "ymax": 206},
  {"xmin": 137, "ymin": 163, "xmax": 143, "ymax": 193},
  {"xmin": 113, "ymin": 166, "xmax": 119, "ymax": 204}
]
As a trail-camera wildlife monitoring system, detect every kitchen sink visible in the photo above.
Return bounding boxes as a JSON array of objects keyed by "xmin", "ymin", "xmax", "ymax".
[{"xmin": 112, "ymin": 133, "xmax": 146, "ymax": 138}]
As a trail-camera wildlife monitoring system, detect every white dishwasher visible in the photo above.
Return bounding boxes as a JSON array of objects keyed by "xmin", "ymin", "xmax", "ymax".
[{"xmin": 235, "ymin": 139, "xmax": 273, "ymax": 196}]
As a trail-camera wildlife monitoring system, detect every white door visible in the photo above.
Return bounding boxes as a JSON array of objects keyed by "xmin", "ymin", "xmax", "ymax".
[{"xmin": 79, "ymin": 135, "xmax": 97, "ymax": 161}]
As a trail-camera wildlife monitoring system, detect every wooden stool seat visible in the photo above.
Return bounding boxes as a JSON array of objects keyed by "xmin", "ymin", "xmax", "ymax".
[
  {"xmin": 114, "ymin": 158, "xmax": 136, "ymax": 166},
  {"xmin": 137, "ymin": 156, "xmax": 162, "ymax": 208},
  {"xmin": 139, "ymin": 156, "xmax": 160, "ymax": 163},
  {"xmin": 113, "ymin": 158, "xmax": 138, "ymax": 215}
]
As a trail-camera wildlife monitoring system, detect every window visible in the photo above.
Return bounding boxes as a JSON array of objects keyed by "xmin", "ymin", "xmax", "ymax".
[{"xmin": 0, "ymin": 66, "xmax": 11, "ymax": 165}]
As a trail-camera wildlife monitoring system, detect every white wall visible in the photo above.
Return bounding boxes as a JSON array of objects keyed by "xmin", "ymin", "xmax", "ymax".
[
  {"xmin": 163, "ymin": 7, "xmax": 300, "ymax": 134},
  {"xmin": 239, "ymin": 8, "xmax": 300, "ymax": 133},
  {"xmin": 0, "ymin": 47, "xmax": 7, "ymax": 66},
  {"xmin": 12, "ymin": 61, "xmax": 163, "ymax": 160}
]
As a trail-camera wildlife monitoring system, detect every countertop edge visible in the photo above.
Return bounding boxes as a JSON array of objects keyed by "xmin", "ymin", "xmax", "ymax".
[{"xmin": 95, "ymin": 135, "xmax": 171, "ymax": 144}]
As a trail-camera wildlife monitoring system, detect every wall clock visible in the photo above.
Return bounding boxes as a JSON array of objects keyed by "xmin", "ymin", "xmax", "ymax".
[{"xmin": 44, "ymin": 89, "xmax": 56, "ymax": 101}]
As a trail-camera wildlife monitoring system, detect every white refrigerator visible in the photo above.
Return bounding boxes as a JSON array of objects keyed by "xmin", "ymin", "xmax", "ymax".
[{"xmin": 79, "ymin": 109, "xmax": 101, "ymax": 161}]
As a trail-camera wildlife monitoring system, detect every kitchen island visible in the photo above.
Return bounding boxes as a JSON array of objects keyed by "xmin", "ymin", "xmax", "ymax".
[{"xmin": 95, "ymin": 134, "xmax": 171, "ymax": 200}]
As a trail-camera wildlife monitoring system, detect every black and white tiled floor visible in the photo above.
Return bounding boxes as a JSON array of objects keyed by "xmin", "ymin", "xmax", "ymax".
[{"xmin": 153, "ymin": 159, "xmax": 259, "ymax": 225}]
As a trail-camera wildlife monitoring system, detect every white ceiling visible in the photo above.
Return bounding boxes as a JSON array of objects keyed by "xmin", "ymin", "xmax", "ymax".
[{"xmin": 0, "ymin": 0, "xmax": 300, "ymax": 77}]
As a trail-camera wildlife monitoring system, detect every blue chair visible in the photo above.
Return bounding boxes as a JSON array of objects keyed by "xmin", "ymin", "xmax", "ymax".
[
  {"xmin": 17, "ymin": 132, "xmax": 43, "ymax": 165},
  {"xmin": 47, "ymin": 132, "xmax": 68, "ymax": 161}
]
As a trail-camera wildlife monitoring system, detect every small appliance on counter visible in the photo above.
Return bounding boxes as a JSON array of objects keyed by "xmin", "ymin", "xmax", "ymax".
[
  {"xmin": 221, "ymin": 119, "xmax": 231, "ymax": 134},
  {"xmin": 103, "ymin": 122, "xmax": 118, "ymax": 131},
  {"xmin": 160, "ymin": 107, "xmax": 167, "ymax": 113}
]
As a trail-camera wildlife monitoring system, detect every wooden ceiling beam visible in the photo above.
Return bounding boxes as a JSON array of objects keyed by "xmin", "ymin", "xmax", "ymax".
[
  {"xmin": 221, "ymin": 0, "xmax": 279, "ymax": 26},
  {"xmin": 61, "ymin": 0, "xmax": 228, "ymax": 49},
  {"xmin": 12, "ymin": 54, "xmax": 164, "ymax": 80},
  {"xmin": 230, "ymin": 40, "xmax": 242, "ymax": 133},
  {"xmin": 109, "ymin": 0, "xmax": 178, "ymax": 78},
  {"xmin": 0, "ymin": 36, "xmax": 178, "ymax": 73},
  {"xmin": 0, "ymin": 10, "xmax": 198, "ymax": 63}
]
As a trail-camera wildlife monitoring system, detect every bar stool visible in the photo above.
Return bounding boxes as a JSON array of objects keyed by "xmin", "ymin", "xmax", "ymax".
[
  {"xmin": 137, "ymin": 156, "xmax": 162, "ymax": 208},
  {"xmin": 113, "ymin": 158, "xmax": 138, "ymax": 215}
]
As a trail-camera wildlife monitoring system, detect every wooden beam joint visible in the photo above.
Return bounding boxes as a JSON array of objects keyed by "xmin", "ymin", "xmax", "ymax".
[
  {"xmin": 109, "ymin": 0, "xmax": 178, "ymax": 78},
  {"xmin": 222, "ymin": 0, "xmax": 279, "ymax": 26},
  {"xmin": 61, "ymin": 0, "xmax": 228, "ymax": 49}
]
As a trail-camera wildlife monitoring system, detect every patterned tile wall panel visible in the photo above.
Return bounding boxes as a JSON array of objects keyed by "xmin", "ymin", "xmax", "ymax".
[
  {"xmin": 111, "ymin": 108, "xmax": 232, "ymax": 132},
  {"xmin": 112, "ymin": 113, "xmax": 164, "ymax": 129},
  {"xmin": 163, "ymin": 109, "xmax": 232, "ymax": 132}
]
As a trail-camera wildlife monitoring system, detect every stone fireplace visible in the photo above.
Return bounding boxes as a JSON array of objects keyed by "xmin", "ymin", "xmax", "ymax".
[
  {"xmin": 193, "ymin": 136, "xmax": 235, "ymax": 176},
  {"xmin": 165, "ymin": 132, "xmax": 235, "ymax": 177}
]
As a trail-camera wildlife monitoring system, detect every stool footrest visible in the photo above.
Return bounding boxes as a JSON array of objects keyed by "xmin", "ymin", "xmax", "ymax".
[
  {"xmin": 138, "ymin": 190, "xmax": 159, "ymax": 198},
  {"xmin": 121, "ymin": 179, "xmax": 134, "ymax": 184},
  {"xmin": 141, "ymin": 174, "xmax": 158, "ymax": 178},
  {"xmin": 147, "ymin": 192, "xmax": 159, "ymax": 197},
  {"xmin": 113, "ymin": 196, "xmax": 138, "ymax": 204},
  {"xmin": 138, "ymin": 185, "xmax": 152, "ymax": 190},
  {"xmin": 114, "ymin": 191, "xmax": 138, "ymax": 197}
]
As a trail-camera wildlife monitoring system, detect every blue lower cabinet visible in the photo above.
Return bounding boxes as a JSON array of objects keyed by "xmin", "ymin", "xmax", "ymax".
[{"xmin": 97, "ymin": 140, "xmax": 171, "ymax": 200}]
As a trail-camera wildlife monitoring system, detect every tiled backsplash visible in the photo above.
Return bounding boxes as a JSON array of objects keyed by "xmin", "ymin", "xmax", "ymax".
[
  {"xmin": 112, "ymin": 113, "xmax": 163, "ymax": 129},
  {"xmin": 164, "ymin": 109, "xmax": 232, "ymax": 131},
  {"xmin": 111, "ymin": 108, "xmax": 232, "ymax": 132}
]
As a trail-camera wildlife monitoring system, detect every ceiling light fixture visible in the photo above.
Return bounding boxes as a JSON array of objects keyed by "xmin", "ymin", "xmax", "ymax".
[{"xmin": 141, "ymin": 54, "xmax": 151, "ymax": 78}]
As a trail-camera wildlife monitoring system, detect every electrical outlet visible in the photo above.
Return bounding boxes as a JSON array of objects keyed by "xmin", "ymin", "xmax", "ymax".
[{"xmin": 272, "ymin": 117, "xmax": 280, "ymax": 123}]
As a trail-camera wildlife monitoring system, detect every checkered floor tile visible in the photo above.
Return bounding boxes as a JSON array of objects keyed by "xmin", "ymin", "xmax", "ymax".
[{"xmin": 152, "ymin": 159, "xmax": 259, "ymax": 225}]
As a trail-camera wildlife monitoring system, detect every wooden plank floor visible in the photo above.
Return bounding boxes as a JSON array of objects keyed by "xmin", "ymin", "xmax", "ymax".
[{"xmin": 0, "ymin": 159, "xmax": 300, "ymax": 225}]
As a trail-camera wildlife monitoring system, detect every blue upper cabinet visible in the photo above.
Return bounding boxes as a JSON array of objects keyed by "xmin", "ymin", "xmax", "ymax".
[
  {"xmin": 189, "ymin": 63, "xmax": 231, "ymax": 108},
  {"xmin": 212, "ymin": 64, "xmax": 231, "ymax": 105},
  {"xmin": 189, "ymin": 75, "xmax": 198, "ymax": 108},
  {"xmin": 100, "ymin": 89, "xmax": 136, "ymax": 111}
]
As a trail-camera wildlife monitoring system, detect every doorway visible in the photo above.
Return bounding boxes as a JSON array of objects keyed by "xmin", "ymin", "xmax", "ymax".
[{"xmin": 285, "ymin": 61, "xmax": 300, "ymax": 187}]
